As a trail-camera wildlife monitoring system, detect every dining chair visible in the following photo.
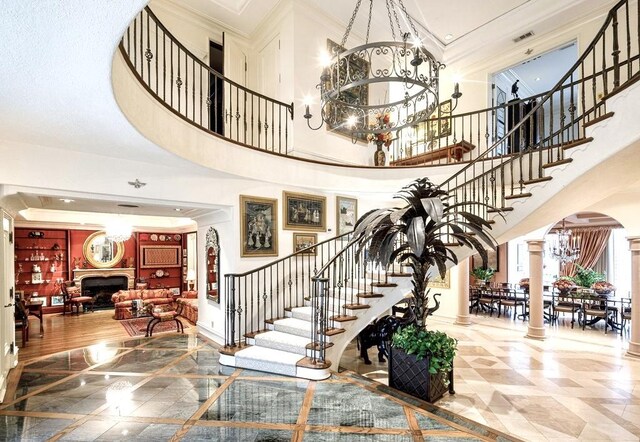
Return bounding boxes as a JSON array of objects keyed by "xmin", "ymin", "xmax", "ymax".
[
  {"xmin": 478, "ymin": 287, "xmax": 498, "ymax": 316},
  {"xmin": 620, "ymin": 298, "xmax": 632, "ymax": 334},
  {"xmin": 14, "ymin": 299, "xmax": 30, "ymax": 347},
  {"xmin": 552, "ymin": 290, "xmax": 581, "ymax": 328},
  {"xmin": 498, "ymin": 288, "xmax": 525, "ymax": 319},
  {"xmin": 582, "ymin": 296, "xmax": 615, "ymax": 334}
]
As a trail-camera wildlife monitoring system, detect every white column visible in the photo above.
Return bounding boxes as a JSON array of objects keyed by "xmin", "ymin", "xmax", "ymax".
[
  {"xmin": 526, "ymin": 240, "xmax": 546, "ymax": 340},
  {"xmin": 627, "ymin": 237, "xmax": 640, "ymax": 357},
  {"xmin": 455, "ymin": 257, "xmax": 472, "ymax": 325}
]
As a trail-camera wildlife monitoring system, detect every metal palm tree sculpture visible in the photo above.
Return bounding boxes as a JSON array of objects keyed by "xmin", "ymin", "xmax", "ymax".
[{"xmin": 350, "ymin": 178, "xmax": 498, "ymax": 327}]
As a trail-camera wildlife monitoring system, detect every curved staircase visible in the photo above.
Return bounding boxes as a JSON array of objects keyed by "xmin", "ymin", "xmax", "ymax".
[{"xmin": 215, "ymin": 0, "xmax": 640, "ymax": 380}]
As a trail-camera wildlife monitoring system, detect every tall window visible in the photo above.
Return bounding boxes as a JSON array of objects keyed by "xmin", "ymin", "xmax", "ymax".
[{"xmin": 607, "ymin": 229, "xmax": 631, "ymax": 298}]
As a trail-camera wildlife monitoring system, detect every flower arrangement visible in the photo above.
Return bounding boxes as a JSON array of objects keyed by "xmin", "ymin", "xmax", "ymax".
[{"xmin": 366, "ymin": 113, "xmax": 393, "ymax": 147}]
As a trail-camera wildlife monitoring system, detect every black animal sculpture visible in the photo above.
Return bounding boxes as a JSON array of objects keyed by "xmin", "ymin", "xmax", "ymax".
[{"xmin": 357, "ymin": 293, "xmax": 441, "ymax": 365}]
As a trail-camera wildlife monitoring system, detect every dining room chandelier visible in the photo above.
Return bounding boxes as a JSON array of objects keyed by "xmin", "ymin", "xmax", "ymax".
[
  {"xmin": 304, "ymin": 0, "xmax": 461, "ymax": 136},
  {"xmin": 548, "ymin": 219, "xmax": 580, "ymax": 265}
]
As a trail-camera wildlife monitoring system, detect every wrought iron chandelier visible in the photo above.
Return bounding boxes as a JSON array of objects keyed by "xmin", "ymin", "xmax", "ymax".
[
  {"xmin": 548, "ymin": 219, "xmax": 580, "ymax": 265},
  {"xmin": 304, "ymin": 0, "xmax": 461, "ymax": 137}
]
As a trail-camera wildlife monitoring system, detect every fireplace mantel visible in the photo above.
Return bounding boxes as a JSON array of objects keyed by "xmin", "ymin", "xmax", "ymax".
[{"xmin": 73, "ymin": 268, "xmax": 135, "ymax": 289}]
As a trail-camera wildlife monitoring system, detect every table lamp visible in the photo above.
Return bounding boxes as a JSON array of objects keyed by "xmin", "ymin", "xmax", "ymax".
[{"xmin": 186, "ymin": 269, "xmax": 196, "ymax": 291}]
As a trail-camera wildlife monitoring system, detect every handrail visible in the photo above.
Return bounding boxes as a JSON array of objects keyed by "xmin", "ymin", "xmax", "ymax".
[{"xmin": 222, "ymin": 233, "xmax": 354, "ymax": 348}]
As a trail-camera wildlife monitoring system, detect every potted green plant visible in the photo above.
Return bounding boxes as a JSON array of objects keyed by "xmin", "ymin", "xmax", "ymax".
[
  {"xmin": 570, "ymin": 264, "xmax": 605, "ymax": 288},
  {"xmin": 470, "ymin": 266, "xmax": 495, "ymax": 286},
  {"xmin": 350, "ymin": 177, "xmax": 497, "ymax": 402}
]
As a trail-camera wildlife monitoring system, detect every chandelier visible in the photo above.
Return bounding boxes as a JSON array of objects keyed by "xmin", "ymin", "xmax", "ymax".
[
  {"xmin": 105, "ymin": 220, "xmax": 133, "ymax": 243},
  {"xmin": 548, "ymin": 219, "xmax": 580, "ymax": 265},
  {"xmin": 304, "ymin": 0, "xmax": 461, "ymax": 137}
]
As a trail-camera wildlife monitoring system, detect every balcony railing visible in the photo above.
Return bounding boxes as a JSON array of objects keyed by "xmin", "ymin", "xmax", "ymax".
[{"xmin": 120, "ymin": 7, "xmax": 293, "ymax": 155}]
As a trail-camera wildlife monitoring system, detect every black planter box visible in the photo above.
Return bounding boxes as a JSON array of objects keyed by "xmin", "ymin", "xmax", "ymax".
[{"xmin": 388, "ymin": 347, "xmax": 454, "ymax": 403}]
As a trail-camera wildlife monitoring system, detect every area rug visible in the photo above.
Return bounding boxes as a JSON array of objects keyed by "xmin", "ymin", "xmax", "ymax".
[{"xmin": 120, "ymin": 317, "xmax": 190, "ymax": 337}]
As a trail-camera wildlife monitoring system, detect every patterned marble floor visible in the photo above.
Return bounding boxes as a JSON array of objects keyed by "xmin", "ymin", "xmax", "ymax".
[
  {"xmin": 342, "ymin": 314, "xmax": 640, "ymax": 442},
  {"xmin": 0, "ymin": 332, "xmax": 516, "ymax": 441}
]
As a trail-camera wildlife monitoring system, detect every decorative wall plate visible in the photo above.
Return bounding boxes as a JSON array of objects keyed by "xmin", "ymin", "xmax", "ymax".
[
  {"xmin": 159, "ymin": 235, "xmax": 166, "ymax": 241},
  {"xmin": 174, "ymin": 234, "xmax": 181, "ymax": 241},
  {"xmin": 150, "ymin": 234, "xmax": 158, "ymax": 241},
  {"xmin": 155, "ymin": 269, "xmax": 164, "ymax": 277}
]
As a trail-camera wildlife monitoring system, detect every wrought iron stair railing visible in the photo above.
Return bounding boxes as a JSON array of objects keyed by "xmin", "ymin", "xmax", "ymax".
[
  {"xmin": 119, "ymin": 6, "xmax": 294, "ymax": 155},
  {"xmin": 221, "ymin": 0, "xmax": 640, "ymax": 371},
  {"xmin": 439, "ymin": 0, "xmax": 640, "ymax": 219}
]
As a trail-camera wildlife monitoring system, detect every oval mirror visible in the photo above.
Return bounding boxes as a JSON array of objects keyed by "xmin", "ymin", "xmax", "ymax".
[{"xmin": 83, "ymin": 231, "xmax": 125, "ymax": 268}]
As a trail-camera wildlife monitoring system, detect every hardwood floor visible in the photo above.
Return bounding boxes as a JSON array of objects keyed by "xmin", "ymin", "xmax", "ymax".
[{"xmin": 18, "ymin": 310, "xmax": 146, "ymax": 362}]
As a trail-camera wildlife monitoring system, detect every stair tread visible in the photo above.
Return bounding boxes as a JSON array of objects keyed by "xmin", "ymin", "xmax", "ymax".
[
  {"xmin": 235, "ymin": 345, "xmax": 304, "ymax": 363},
  {"xmin": 255, "ymin": 330, "xmax": 311, "ymax": 346}
]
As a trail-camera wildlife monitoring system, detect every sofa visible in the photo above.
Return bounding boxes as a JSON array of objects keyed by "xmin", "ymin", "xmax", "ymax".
[
  {"xmin": 111, "ymin": 289, "xmax": 176, "ymax": 320},
  {"xmin": 175, "ymin": 290, "xmax": 198, "ymax": 324}
]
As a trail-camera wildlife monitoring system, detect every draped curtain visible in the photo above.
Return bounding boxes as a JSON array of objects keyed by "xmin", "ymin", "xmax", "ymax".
[{"xmin": 560, "ymin": 227, "xmax": 611, "ymax": 277}]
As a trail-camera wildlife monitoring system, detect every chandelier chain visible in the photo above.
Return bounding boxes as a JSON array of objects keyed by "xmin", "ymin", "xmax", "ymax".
[
  {"xmin": 396, "ymin": 0, "xmax": 421, "ymax": 40},
  {"xmin": 365, "ymin": 0, "xmax": 373, "ymax": 44},
  {"xmin": 340, "ymin": 0, "xmax": 364, "ymax": 48},
  {"xmin": 389, "ymin": 0, "xmax": 404, "ymax": 40},
  {"xmin": 385, "ymin": 0, "xmax": 398, "ymax": 41}
]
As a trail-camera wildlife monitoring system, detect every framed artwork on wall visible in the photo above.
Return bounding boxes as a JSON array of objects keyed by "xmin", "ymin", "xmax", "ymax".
[
  {"xmin": 51, "ymin": 295, "xmax": 64, "ymax": 306},
  {"xmin": 140, "ymin": 245, "xmax": 181, "ymax": 268},
  {"xmin": 427, "ymin": 270, "xmax": 450, "ymax": 289},
  {"xmin": 472, "ymin": 247, "xmax": 500, "ymax": 272},
  {"xmin": 336, "ymin": 196, "xmax": 358, "ymax": 235},
  {"xmin": 293, "ymin": 233, "xmax": 317, "ymax": 255},
  {"xmin": 30, "ymin": 296, "xmax": 47, "ymax": 307},
  {"xmin": 283, "ymin": 192, "xmax": 326, "ymax": 231},
  {"xmin": 240, "ymin": 195, "xmax": 278, "ymax": 257}
]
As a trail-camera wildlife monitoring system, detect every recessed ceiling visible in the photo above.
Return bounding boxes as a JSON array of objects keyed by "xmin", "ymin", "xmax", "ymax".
[
  {"xmin": 174, "ymin": 0, "xmax": 280, "ymax": 35},
  {"xmin": 551, "ymin": 212, "xmax": 623, "ymax": 230},
  {"xmin": 8, "ymin": 192, "xmax": 223, "ymax": 230}
]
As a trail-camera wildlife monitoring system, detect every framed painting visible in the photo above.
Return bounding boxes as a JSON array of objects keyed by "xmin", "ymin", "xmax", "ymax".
[
  {"xmin": 51, "ymin": 295, "xmax": 64, "ymax": 306},
  {"xmin": 325, "ymin": 39, "xmax": 369, "ymax": 143},
  {"xmin": 30, "ymin": 296, "xmax": 47, "ymax": 307},
  {"xmin": 427, "ymin": 270, "xmax": 450, "ymax": 289},
  {"xmin": 336, "ymin": 196, "xmax": 358, "ymax": 236},
  {"xmin": 472, "ymin": 247, "xmax": 500, "ymax": 272},
  {"xmin": 427, "ymin": 99, "xmax": 452, "ymax": 139},
  {"xmin": 293, "ymin": 233, "xmax": 317, "ymax": 256},
  {"xmin": 283, "ymin": 192, "xmax": 326, "ymax": 231},
  {"xmin": 140, "ymin": 245, "xmax": 181, "ymax": 268},
  {"xmin": 240, "ymin": 195, "xmax": 278, "ymax": 257}
]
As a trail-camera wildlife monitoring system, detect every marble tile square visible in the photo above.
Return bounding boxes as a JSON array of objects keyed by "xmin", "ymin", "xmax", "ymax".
[
  {"xmin": 165, "ymin": 350, "xmax": 222, "ymax": 375},
  {"xmin": 474, "ymin": 369, "xmax": 535, "ymax": 386},
  {"xmin": 307, "ymin": 382, "xmax": 411, "ymax": 429},
  {"xmin": 59, "ymin": 419, "xmax": 116, "ymax": 441},
  {"xmin": 89, "ymin": 349, "xmax": 185, "ymax": 373},
  {"xmin": 200, "ymin": 379, "xmax": 307, "ymax": 424},
  {"xmin": 303, "ymin": 432, "xmax": 414, "ymax": 441},
  {"xmin": 184, "ymin": 425, "xmax": 293, "ymax": 441},
  {"xmin": 0, "ymin": 416, "xmax": 74, "ymax": 440}
]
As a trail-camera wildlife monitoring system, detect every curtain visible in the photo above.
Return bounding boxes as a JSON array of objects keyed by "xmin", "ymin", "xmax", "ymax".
[{"xmin": 561, "ymin": 227, "xmax": 611, "ymax": 277}]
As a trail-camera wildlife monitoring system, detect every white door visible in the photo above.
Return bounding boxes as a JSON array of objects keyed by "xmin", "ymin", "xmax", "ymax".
[
  {"xmin": 0, "ymin": 210, "xmax": 16, "ymax": 402},
  {"xmin": 224, "ymin": 33, "xmax": 248, "ymax": 143},
  {"xmin": 258, "ymin": 35, "xmax": 280, "ymax": 99}
]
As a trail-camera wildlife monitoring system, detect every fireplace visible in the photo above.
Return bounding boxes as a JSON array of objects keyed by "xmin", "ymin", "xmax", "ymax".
[
  {"xmin": 81, "ymin": 276, "xmax": 128, "ymax": 309},
  {"xmin": 73, "ymin": 268, "xmax": 135, "ymax": 310}
]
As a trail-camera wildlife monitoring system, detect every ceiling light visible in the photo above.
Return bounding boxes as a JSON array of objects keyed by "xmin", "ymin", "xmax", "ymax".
[
  {"xmin": 535, "ymin": 77, "xmax": 541, "ymax": 81},
  {"xmin": 304, "ymin": 0, "xmax": 459, "ymax": 137},
  {"xmin": 60, "ymin": 199, "xmax": 74, "ymax": 203},
  {"xmin": 174, "ymin": 208, "xmax": 182, "ymax": 212},
  {"xmin": 444, "ymin": 34, "xmax": 453, "ymax": 41},
  {"xmin": 105, "ymin": 219, "xmax": 133, "ymax": 243}
]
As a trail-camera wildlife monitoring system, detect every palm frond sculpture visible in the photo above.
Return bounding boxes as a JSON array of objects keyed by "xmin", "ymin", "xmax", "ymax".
[{"xmin": 350, "ymin": 178, "xmax": 498, "ymax": 327}]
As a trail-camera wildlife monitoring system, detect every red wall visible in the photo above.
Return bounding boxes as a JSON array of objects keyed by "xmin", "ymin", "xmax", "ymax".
[{"xmin": 69, "ymin": 230, "xmax": 137, "ymax": 269}]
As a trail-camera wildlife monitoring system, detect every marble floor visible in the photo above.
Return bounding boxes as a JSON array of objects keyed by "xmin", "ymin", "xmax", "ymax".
[
  {"xmin": 0, "ymin": 331, "xmax": 516, "ymax": 441},
  {"xmin": 341, "ymin": 314, "xmax": 640, "ymax": 441}
]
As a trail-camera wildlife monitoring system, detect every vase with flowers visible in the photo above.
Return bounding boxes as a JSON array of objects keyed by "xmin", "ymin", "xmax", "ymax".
[{"xmin": 367, "ymin": 113, "xmax": 393, "ymax": 166}]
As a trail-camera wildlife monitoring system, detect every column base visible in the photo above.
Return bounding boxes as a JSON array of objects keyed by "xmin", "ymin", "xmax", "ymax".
[
  {"xmin": 526, "ymin": 325, "xmax": 546, "ymax": 340},
  {"xmin": 455, "ymin": 315, "xmax": 472, "ymax": 326},
  {"xmin": 627, "ymin": 340, "xmax": 640, "ymax": 358}
]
